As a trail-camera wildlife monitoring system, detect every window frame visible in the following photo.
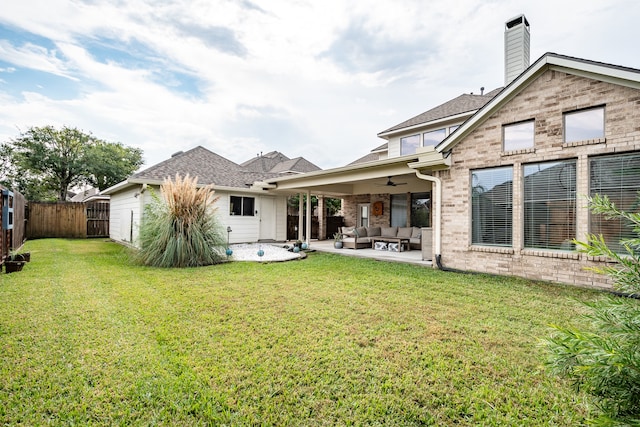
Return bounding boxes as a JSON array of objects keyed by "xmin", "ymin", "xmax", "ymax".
[
  {"xmin": 400, "ymin": 134, "xmax": 420, "ymax": 156},
  {"xmin": 564, "ymin": 106, "xmax": 605, "ymax": 144},
  {"xmin": 503, "ymin": 120, "xmax": 535, "ymax": 152},
  {"xmin": 589, "ymin": 152, "xmax": 640, "ymax": 254},
  {"xmin": 470, "ymin": 166, "xmax": 513, "ymax": 247},
  {"xmin": 422, "ymin": 129, "xmax": 446, "ymax": 148},
  {"xmin": 230, "ymin": 195, "xmax": 255, "ymax": 217},
  {"xmin": 523, "ymin": 159, "xmax": 577, "ymax": 250}
]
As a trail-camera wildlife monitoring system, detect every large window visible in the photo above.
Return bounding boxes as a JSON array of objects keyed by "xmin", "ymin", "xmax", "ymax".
[
  {"xmin": 411, "ymin": 192, "xmax": 431, "ymax": 227},
  {"xmin": 503, "ymin": 120, "xmax": 534, "ymax": 151},
  {"xmin": 471, "ymin": 167, "xmax": 513, "ymax": 246},
  {"xmin": 590, "ymin": 152, "xmax": 640, "ymax": 253},
  {"xmin": 564, "ymin": 106, "xmax": 604, "ymax": 143},
  {"xmin": 230, "ymin": 196, "xmax": 255, "ymax": 216},
  {"xmin": 400, "ymin": 134, "xmax": 420, "ymax": 156},
  {"xmin": 523, "ymin": 160, "xmax": 576, "ymax": 250},
  {"xmin": 423, "ymin": 129, "xmax": 446, "ymax": 148}
]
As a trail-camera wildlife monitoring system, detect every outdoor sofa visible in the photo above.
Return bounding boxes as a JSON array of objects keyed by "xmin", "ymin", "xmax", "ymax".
[{"xmin": 340, "ymin": 226, "xmax": 422, "ymax": 250}]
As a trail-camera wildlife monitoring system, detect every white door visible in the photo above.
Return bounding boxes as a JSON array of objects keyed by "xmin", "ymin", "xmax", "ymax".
[{"xmin": 259, "ymin": 197, "xmax": 277, "ymax": 241}]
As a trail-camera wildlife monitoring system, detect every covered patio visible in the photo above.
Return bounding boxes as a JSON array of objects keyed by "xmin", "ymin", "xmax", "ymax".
[
  {"xmin": 307, "ymin": 239, "xmax": 431, "ymax": 266},
  {"xmin": 254, "ymin": 149, "xmax": 449, "ymax": 266}
]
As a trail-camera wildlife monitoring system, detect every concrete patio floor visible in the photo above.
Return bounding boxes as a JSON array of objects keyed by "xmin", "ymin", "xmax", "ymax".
[{"xmin": 301, "ymin": 240, "xmax": 433, "ymax": 267}]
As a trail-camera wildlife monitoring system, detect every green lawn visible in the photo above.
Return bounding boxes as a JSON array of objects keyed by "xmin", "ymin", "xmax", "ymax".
[{"xmin": 1, "ymin": 239, "xmax": 601, "ymax": 425}]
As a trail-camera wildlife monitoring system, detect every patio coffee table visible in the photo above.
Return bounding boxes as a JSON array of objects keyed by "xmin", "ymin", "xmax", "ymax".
[{"xmin": 371, "ymin": 237, "xmax": 411, "ymax": 252}]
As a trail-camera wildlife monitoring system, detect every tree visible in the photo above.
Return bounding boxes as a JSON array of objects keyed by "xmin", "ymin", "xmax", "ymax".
[
  {"xmin": 136, "ymin": 174, "xmax": 226, "ymax": 268},
  {"xmin": 0, "ymin": 126, "xmax": 143, "ymax": 201},
  {"xmin": 546, "ymin": 194, "xmax": 640, "ymax": 426},
  {"xmin": 288, "ymin": 194, "xmax": 342, "ymax": 216}
]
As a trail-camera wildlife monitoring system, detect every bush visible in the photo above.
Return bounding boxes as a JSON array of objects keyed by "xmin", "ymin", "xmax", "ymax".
[
  {"xmin": 546, "ymin": 194, "xmax": 640, "ymax": 426},
  {"xmin": 136, "ymin": 174, "xmax": 226, "ymax": 267}
]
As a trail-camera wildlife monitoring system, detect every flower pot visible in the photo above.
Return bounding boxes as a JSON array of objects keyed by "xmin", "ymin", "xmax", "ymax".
[
  {"xmin": 12, "ymin": 253, "xmax": 30, "ymax": 262},
  {"xmin": 5, "ymin": 261, "xmax": 25, "ymax": 273},
  {"xmin": 334, "ymin": 241, "xmax": 343, "ymax": 249}
]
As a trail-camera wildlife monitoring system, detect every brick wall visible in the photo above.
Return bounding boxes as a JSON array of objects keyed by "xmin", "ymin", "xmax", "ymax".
[{"xmin": 437, "ymin": 69, "xmax": 640, "ymax": 289}]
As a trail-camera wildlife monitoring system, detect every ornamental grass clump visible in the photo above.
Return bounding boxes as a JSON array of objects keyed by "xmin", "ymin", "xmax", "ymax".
[{"xmin": 136, "ymin": 174, "xmax": 226, "ymax": 267}]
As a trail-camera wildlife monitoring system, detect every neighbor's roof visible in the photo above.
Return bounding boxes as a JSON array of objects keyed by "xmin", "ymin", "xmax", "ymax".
[
  {"xmin": 130, "ymin": 146, "xmax": 280, "ymax": 188},
  {"xmin": 348, "ymin": 152, "xmax": 380, "ymax": 165},
  {"xmin": 269, "ymin": 157, "xmax": 321, "ymax": 174},
  {"xmin": 377, "ymin": 88, "xmax": 502, "ymax": 137}
]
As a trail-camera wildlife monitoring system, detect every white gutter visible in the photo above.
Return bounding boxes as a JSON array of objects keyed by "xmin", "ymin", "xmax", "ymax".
[{"xmin": 413, "ymin": 169, "xmax": 441, "ymax": 263}]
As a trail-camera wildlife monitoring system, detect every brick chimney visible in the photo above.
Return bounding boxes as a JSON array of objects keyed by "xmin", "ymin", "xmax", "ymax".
[{"xmin": 504, "ymin": 14, "xmax": 530, "ymax": 85}]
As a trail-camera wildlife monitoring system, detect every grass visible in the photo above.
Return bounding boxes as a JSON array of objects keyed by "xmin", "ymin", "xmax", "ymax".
[{"xmin": 0, "ymin": 239, "xmax": 603, "ymax": 425}]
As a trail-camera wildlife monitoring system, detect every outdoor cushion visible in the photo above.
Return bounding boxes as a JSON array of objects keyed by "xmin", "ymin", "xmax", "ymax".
[
  {"xmin": 367, "ymin": 227, "xmax": 381, "ymax": 236},
  {"xmin": 342, "ymin": 226, "xmax": 355, "ymax": 236},
  {"xmin": 381, "ymin": 227, "xmax": 397, "ymax": 237},
  {"xmin": 397, "ymin": 227, "xmax": 413, "ymax": 238},
  {"xmin": 411, "ymin": 227, "xmax": 422, "ymax": 239},
  {"xmin": 355, "ymin": 226, "xmax": 368, "ymax": 237}
]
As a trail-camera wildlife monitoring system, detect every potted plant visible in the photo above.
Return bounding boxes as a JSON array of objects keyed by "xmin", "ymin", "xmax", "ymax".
[
  {"xmin": 4, "ymin": 259, "xmax": 25, "ymax": 273},
  {"xmin": 333, "ymin": 232, "xmax": 343, "ymax": 249}
]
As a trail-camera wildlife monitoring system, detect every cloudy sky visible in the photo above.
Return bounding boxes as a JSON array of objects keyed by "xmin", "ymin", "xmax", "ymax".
[{"xmin": 1, "ymin": 0, "xmax": 639, "ymax": 171}]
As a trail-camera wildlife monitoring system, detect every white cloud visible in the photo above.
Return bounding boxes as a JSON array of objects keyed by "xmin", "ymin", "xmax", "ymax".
[{"xmin": 0, "ymin": 0, "xmax": 639, "ymax": 171}]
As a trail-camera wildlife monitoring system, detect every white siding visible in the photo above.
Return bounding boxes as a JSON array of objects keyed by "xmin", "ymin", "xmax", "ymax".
[
  {"xmin": 110, "ymin": 185, "xmax": 288, "ymax": 246},
  {"xmin": 109, "ymin": 186, "xmax": 145, "ymax": 244}
]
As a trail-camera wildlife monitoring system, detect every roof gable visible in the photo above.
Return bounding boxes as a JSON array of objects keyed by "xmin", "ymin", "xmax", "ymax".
[
  {"xmin": 131, "ymin": 146, "xmax": 279, "ymax": 188},
  {"xmin": 436, "ymin": 52, "xmax": 640, "ymax": 153}
]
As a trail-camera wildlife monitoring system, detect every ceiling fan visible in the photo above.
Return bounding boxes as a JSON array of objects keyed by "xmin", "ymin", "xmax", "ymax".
[{"xmin": 376, "ymin": 176, "xmax": 407, "ymax": 187}]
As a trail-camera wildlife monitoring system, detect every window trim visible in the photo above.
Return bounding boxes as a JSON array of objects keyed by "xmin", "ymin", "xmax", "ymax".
[
  {"xmin": 470, "ymin": 166, "xmax": 514, "ymax": 247},
  {"xmin": 563, "ymin": 105, "xmax": 605, "ymax": 144},
  {"xmin": 230, "ymin": 195, "xmax": 255, "ymax": 217},
  {"xmin": 502, "ymin": 119, "xmax": 535, "ymax": 152},
  {"xmin": 400, "ymin": 134, "xmax": 420, "ymax": 156}
]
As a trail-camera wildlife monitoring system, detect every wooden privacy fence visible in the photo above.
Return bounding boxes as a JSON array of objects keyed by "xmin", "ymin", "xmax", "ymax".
[{"xmin": 27, "ymin": 201, "xmax": 109, "ymax": 239}]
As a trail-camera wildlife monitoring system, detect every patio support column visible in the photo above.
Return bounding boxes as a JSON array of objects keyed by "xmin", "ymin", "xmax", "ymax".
[
  {"xmin": 298, "ymin": 192, "xmax": 304, "ymax": 241},
  {"xmin": 305, "ymin": 190, "xmax": 312, "ymax": 245},
  {"xmin": 317, "ymin": 195, "xmax": 326, "ymax": 240}
]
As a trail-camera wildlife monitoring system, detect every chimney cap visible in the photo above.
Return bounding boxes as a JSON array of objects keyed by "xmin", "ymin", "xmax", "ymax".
[{"xmin": 505, "ymin": 14, "xmax": 529, "ymax": 30}]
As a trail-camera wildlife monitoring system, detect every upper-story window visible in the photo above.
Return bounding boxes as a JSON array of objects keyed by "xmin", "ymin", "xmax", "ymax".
[
  {"xmin": 564, "ymin": 106, "xmax": 604, "ymax": 143},
  {"xmin": 423, "ymin": 129, "xmax": 446, "ymax": 148},
  {"xmin": 503, "ymin": 120, "xmax": 534, "ymax": 151},
  {"xmin": 230, "ymin": 196, "xmax": 255, "ymax": 216},
  {"xmin": 400, "ymin": 134, "xmax": 420, "ymax": 156},
  {"xmin": 449, "ymin": 125, "xmax": 460, "ymax": 134}
]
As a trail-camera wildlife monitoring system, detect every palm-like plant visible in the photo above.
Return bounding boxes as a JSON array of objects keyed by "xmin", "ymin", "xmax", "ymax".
[{"xmin": 136, "ymin": 174, "xmax": 225, "ymax": 267}]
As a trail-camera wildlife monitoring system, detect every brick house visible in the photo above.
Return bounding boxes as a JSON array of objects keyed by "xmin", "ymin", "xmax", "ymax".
[{"xmin": 257, "ymin": 15, "xmax": 640, "ymax": 289}]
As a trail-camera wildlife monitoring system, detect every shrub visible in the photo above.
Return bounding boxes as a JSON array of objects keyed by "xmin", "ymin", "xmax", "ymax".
[
  {"xmin": 546, "ymin": 194, "xmax": 640, "ymax": 426},
  {"xmin": 136, "ymin": 174, "xmax": 226, "ymax": 267}
]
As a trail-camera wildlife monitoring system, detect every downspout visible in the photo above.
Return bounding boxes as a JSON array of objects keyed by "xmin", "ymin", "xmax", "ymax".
[{"xmin": 413, "ymin": 170, "xmax": 441, "ymax": 265}]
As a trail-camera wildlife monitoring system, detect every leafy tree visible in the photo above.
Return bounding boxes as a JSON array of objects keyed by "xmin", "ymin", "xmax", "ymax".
[
  {"xmin": 0, "ymin": 126, "xmax": 143, "ymax": 201},
  {"xmin": 136, "ymin": 174, "xmax": 226, "ymax": 268},
  {"xmin": 546, "ymin": 194, "xmax": 640, "ymax": 426},
  {"xmin": 288, "ymin": 194, "xmax": 342, "ymax": 216}
]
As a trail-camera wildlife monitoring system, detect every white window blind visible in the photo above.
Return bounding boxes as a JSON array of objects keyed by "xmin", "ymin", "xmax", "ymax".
[{"xmin": 471, "ymin": 167, "xmax": 513, "ymax": 246}]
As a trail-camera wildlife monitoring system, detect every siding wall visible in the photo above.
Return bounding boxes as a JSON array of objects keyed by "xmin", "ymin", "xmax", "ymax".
[
  {"xmin": 110, "ymin": 185, "xmax": 287, "ymax": 246},
  {"xmin": 437, "ymin": 69, "xmax": 640, "ymax": 289}
]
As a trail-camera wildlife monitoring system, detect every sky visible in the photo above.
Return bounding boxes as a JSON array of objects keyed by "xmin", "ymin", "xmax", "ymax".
[{"xmin": 1, "ymin": 1, "xmax": 639, "ymax": 171}]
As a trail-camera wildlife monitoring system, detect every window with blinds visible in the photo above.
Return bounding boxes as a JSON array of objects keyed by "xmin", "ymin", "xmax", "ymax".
[
  {"xmin": 471, "ymin": 166, "xmax": 513, "ymax": 246},
  {"xmin": 590, "ymin": 152, "xmax": 640, "ymax": 254},
  {"xmin": 523, "ymin": 160, "xmax": 576, "ymax": 250}
]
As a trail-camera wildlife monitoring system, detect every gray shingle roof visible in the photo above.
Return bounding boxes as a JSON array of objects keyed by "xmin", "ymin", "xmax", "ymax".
[
  {"xmin": 269, "ymin": 157, "xmax": 321, "ymax": 173},
  {"xmin": 132, "ymin": 146, "xmax": 280, "ymax": 188},
  {"xmin": 348, "ymin": 152, "xmax": 381, "ymax": 165},
  {"xmin": 240, "ymin": 151, "xmax": 290, "ymax": 172},
  {"xmin": 378, "ymin": 89, "xmax": 501, "ymax": 136}
]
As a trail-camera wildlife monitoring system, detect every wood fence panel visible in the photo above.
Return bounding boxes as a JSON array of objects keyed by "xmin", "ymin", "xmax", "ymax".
[
  {"xmin": 86, "ymin": 201, "xmax": 109, "ymax": 237},
  {"xmin": 27, "ymin": 202, "xmax": 88, "ymax": 239}
]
